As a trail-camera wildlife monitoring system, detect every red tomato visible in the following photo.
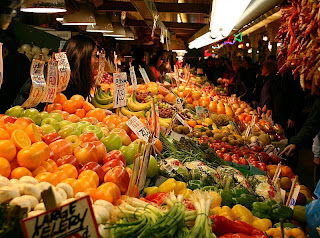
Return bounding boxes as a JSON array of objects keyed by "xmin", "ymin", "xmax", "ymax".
[
  {"xmin": 232, "ymin": 158, "xmax": 239, "ymax": 164},
  {"xmin": 104, "ymin": 166, "xmax": 130, "ymax": 194},
  {"xmin": 223, "ymin": 153, "xmax": 232, "ymax": 162},
  {"xmin": 101, "ymin": 159, "xmax": 125, "ymax": 173},
  {"xmin": 239, "ymin": 158, "xmax": 249, "ymax": 165},
  {"xmin": 102, "ymin": 150, "xmax": 126, "ymax": 165}
]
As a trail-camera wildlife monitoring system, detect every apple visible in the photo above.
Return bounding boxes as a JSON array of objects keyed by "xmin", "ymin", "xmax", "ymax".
[
  {"xmin": 145, "ymin": 155, "xmax": 159, "ymax": 178},
  {"xmin": 79, "ymin": 132, "xmax": 99, "ymax": 142},
  {"xmin": 91, "ymin": 141, "xmax": 107, "ymax": 163},
  {"xmin": 5, "ymin": 106, "xmax": 24, "ymax": 118},
  {"xmin": 78, "ymin": 121, "xmax": 91, "ymax": 127},
  {"xmin": 103, "ymin": 150, "xmax": 126, "ymax": 165},
  {"xmin": 56, "ymin": 155, "xmax": 80, "ymax": 170},
  {"xmin": 117, "ymin": 122, "xmax": 131, "ymax": 134},
  {"xmin": 104, "ymin": 166, "xmax": 130, "ymax": 194},
  {"xmin": 100, "ymin": 133, "xmax": 122, "ymax": 152},
  {"xmin": 2, "ymin": 116, "xmax": 17, "ymax": 124},
  {"xmin": 65, "ymin": 135, "xmax": 82, "ymax": 150},
  {"xmin": 112, "ymin": 128, "xmax": 131, "ymax": 146},
  {"xmin": 14, "ymin": 117, "xmax": 34, "ymax": 130},
  {"xmin": 59, "ymin": 120, "xmax": 72, "ymax": 129},
  {"xmin": 102, "ymin": 159, "xmax": 125, "ymax": 173},
  {"xmin": 41, "ymin": 124, "xmax": 56, "ymax": 135},
  {"xmin": 127, "ymin": 163, "xmax": 133, "ymax": 170},
  {"xmin": 96, "ymin": 122, "xmax": 108, "ymax": 129},
  {"xmin": 40, "ymin": 111, "xmax": 50, "ymax": 120},
  {"xmin": 58, "ymin": 125, "xmax": 79, "ymax": 138},
  {"xmin": 41, "ymin": 118, "xmax": 60, "ymax": 132},
  {"xmin": 43, "ymin": 132, "xmax": 62, "ymax": 145},
  {"xmin": 76, "ymin": 123, "xmax": 88, "ymax": 133},
  {"xmin": 83, "ymin": 125, "xmax": 103, "ymax": 139},
  {"xmin": 20, "ymin": 108, "xmax": 41, "ymax": 125},
  {"xmin": 74, "ymin": 142, "xmax": 100, "ymax": 165},
  {"xmin": 49, "ymin": 113, "xmax": 64, "ymax": 122},
  {"xmin": 79, "ymin": 162, "xmax": 105, "ymax": 184},
  {"xmin": 49, "ymin": 139, "xmax": 73, "ymax": 161},
  {"xmin": 119, "ymin": 143, "xmax": 139, "ymax": 165}
]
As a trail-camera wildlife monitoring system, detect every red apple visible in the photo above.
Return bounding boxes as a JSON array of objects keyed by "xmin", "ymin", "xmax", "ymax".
[
  {"xmin": 74, "ymin": 142, "xmax": 99, "ymax": 165},
  {"xmin": 103, "ymin": 150, "xmax": 126, "ymax": 165},
  {"xmin": 91, "ymin": 141, "xmax": 107, "ymax": 163},
  {"xmin": 117, "ymin": 122, "xmax": 131, "ymax": 134},
  {"xmin": 111, "ymin": 128, "xmax": 132, "ymax": 146},
  {"xmin": 79, "ymin": 132, "xmax": 99, "ymax": 142},
  {"xmin": 49, "ymin": 139, "xmax": 73, "ymax": 161},
  {"xmin": 56, "ymin": 155, "xmax": 80, "ymax": 170},
  {"xmin": 102, "ymin": 159, "xmax": 125, "ymax": 173},
  {"xmin": 14, "ymin": 117, "xmax": 34, "ymax": 130},
  {"xmin": 3, "ymin": 116, "xmax": 17, "ymax": 124},
  {"xmin": 65, "ymin": 135, "xmax": 82, "ymax": 150},
  {"xmin": 79, "ymin": 162, "xmax": 105, "ymax": 184},
  {"xmin": 43, "ymin": 132, "xmax": 62, "ymax": 145},
  {"xmin": 104, "ymin": 166, "xmax": 130, "ymax": 194}
]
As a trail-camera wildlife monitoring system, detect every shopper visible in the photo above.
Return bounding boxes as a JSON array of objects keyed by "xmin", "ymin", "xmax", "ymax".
[
  {"xmin": 243, "ymin": 56, "xmax": 258, "ymax": 102},
  {"xmin": 225, "ymin": 58, "xmax": 247, "ymax": 98},
  {"xmin": 204, "ymin": 57, "xmax": 222, "ymax": 85},
  {"xmin": 132, "ymin": 48, "xmax": 146, "ymax": 81},
  {"xmin": 146, "ymin": 52, "xmax": 163, "ymax": 82}
]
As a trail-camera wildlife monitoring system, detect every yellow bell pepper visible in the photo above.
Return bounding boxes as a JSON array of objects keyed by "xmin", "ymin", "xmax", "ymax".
[
  {"xmin": 252, "ymin": 218, "xmax": 272, "ymax": 232},
  {"xmin": 266, "ymin": 228, "xmax": 282, "ymax": 238},
  {"xmin": 174, "ymin": 181, "xmax": 187, "ymax": 195},
  {"xmin": 179, "ymin": 188, "xmax": 192, "ymax": 199},
  {"xmin": 284, "ymin": 227, "xmax": 292, "ymax": 237},
  {"xmin": 158, "ymin": 178, "xmax": 177, "ymax": 193},
  {"xmin": 144, "ymin": 186, "xmax": 159, "ymax": 196},
  {"xmin": 218, "ymin": 206, "xmax": 234, "ymax": 221},
  {"xmin": 231, "ymin": 204, "xmax": 253, "ymax": 225},
  {"xmin": 291, "ymin": 228, "xmax": 305, "ymax": 238},
  {"xmin": 209, "ymin": 191, "xmax": 222, "ymax": 208}
]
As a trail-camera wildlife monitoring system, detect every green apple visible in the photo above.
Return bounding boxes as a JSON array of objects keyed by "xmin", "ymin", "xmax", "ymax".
[
  {"xmin": 21, "ymin": 108, "xmax": 41, "ymax": 125},
  {"xmin": 41, "ymin": 124, "xmax": 56, "ymax": 135},
  {"xmin": 72, "ymin": 127, "xmax": 82, "ymax": 137},
  {"xmin": 78, "ymin": 121, "xmax": 91, "ymax": 127},
  {"xmin": 100, "ymin": 133, "xmax": 122, "ymax": 151},
  {"xmin": 40, "ymin": 111, "xmax": 50, "ymax": 120},
  {"xmin": 58, "ymin": 125, "xmax": 77, "ymax": 138},
  {"xmin": 49, "ymin": 113, "xmax": 64, "ymax": 122},
  {"xmin": 65, "ymin": 135, "xmax": 82, "ymax": 150},
  {"xmin": 83, "ymin": 125, "xmax": 103, "ymax": 139},
  {"xmin": 76, "ymin": 123, "xmax": 88, "ymax": 133},
  {"xmin": 5, "ymin": 106, "xmax": 24, "ymax": 118},
  {"xmin": 146, "ymin": 155, "xmax": 159, "ymax": 178},
  {"xmin": 119, "ymin": 143, "xmax": 139, "ymax": 165},
  {"xmin": 41, "ymin": 118, "xmax": 60, "ymax": 131},
  {"xmin": 59, "ymin": 120, "xmax": 72, "ymax": 129},
  {"xmin": 70, "ymin": 123, "xmax": 79, "ymax": 129},
  {"xmin": 127, "ymin": 163, "xmax": 134, "ymax": 169}
]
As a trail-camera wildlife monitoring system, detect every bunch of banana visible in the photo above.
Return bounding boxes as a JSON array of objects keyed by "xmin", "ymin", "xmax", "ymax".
[
  {"xmin": 159, "ymin": 118, "xmax": 172, "ymax": 128},
  {"xmin": 120, "ymin": 107, "xmax": 145, "ymax": 118},
  {"xmin": 91, "ymin": 87, "xmax": 113, "ymax": 110},
  {"xmin": 127, "ymin": 92, "xmax": 152, "ymax": 112}
]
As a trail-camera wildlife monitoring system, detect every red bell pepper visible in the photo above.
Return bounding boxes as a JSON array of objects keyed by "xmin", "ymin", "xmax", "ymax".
[
  {"xmin": 145, "ymin": 192, "xmax": 169, "ymax": 205},
  {"xmin": 220, "ymin": 233, "xmax": 267, "ymax": 238},
  {"xmin": 211, "ymin": 215, "xmax": 250, "ymax": 236}
]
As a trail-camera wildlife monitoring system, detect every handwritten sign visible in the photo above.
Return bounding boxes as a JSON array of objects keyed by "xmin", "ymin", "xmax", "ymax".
[
  {"xmin": 96, "ymin": 51, "xmax": 105, "ymax": 85},
  {"xmin": 54, "ymin": 52, "xmax": 70, "ymax": 92},
  {"xmin": 139, "ymin": 68, "xmax": 150, "ymax": 84},
  {"xmin": 176, "ymin": 97, "xmax": 183, "ymax": 111},
  {"xmin": 289, "ymin": 184, "xmax": 300, "ymax": 209},
  {"xmin": 42, "ymin": 59, "xmax": 58, "ymax": 103},
  {"xmin": 129, "ymin": 66, "xmax": 137, "ymax": 90},
  {"xmin": 113, "ymin": 72, "xmax": 127, "ymax": 108},
  {"xmin": 126, "ymin": 116, "xmax": 150, "ymax": 142},
  {"xmin": 20, "ymin": 196, "xmax": 99, "ymax": 238},
  {"xmin": 175, "ymin": 113, "xmax": 192, "ymax": 132},
  {"xmin": 195, "ymin": 106, "xmax": 204, "ymax": 121},
  {"xmin": 0, "ymin": 43, "xmax": 3, "ymax": 89},
  {"xmin": 22, "ymin": 60, "xmax": 46, "ymax": 108}
]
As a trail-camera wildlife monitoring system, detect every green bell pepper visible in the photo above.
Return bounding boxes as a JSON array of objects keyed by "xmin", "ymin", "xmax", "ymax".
[
  {"xmin": 230, "ymin": 188, "xmax": 249, "ymax": 197},
  {"xmin": 271, "ymin": 204, "xmax": 294, "ymax": 223},
  {"xmin": 187, "ymin": 180, "xmax": 206, "ymax": 190},
  {"xmin": 232, "ymin": 194, "xmax": 257, "ymax": 210},
  {"xmin": 220, "ymin": 190, "xmax": 235, "ymax": 207},
  {"xmin": 252, "ymin": 202, "xmax": 271, "ymax": 214}
]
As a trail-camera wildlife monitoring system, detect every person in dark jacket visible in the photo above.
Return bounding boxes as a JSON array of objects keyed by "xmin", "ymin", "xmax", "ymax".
[
  {"xmin": 228, "ymin": 58, "xmax": 247, "ymax": 99},
  {"xmin": 243, "ymin": 56, "xmax": 258, "ymax": 103},
  {"xmin": 204, "ymin": 57, "xmax": 222, "ymax": 85}
]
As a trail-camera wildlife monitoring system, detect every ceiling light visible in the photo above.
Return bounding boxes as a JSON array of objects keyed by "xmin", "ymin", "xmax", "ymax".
[
  {"xmin": 257, "ymin": 50, "xmax": 259, "ymax": 53},
  {"xmin": 116, "ymin": 27, "xmax": 135, "ymax": 40},
  {"xmin": 20, "ymin": 0, "xmax": 66, "ymax": 13},
  {"xmin": 277, "ymin": 42, "xmax": 281, "ymax": 47},
  {"xmin": 268, "ymin": 43, "xmax": 272, "ymax": 51},
  {"xmin": 86, "ymin": 15, "xmax": 113, "ymax": 33},
  {"xmin": 189, "ymin": 32, "xmax": 214, "ymax": 49},
  {"xmin": 248, "ymin": 48, "xmax": 252, "ymax": 53},
  {"xmin": 62, "ymin": 4, "xmax": 96, "ymax": 26},
  {"xmin": 56, "ymin": 17, "xmax": 63, "ymax": 23},
  {"xmin": 238, "ymin": 44, "xmax": 243, "ymax": 49},
  {"xmin": 246, "ymin": 42, "xmax": 250, "ymax": 47},
  {"xmin": 103, "ymin": 23, "xmax": 126, "ymax": 37},
  {"xmin": 177, "ymin": 14, "xmax": 182, "ymax": 23},
  {"xmin": 263, "ymin": 35, "xmax": 268, "ymax": 41}
]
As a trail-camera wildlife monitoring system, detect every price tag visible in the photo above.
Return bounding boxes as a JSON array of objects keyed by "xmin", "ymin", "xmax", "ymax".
[
  {"xmin": 42, "ymin": 59, "xmax": 58, "ymax": 103},
  {"xmin": 126, "ymin": 116, "xmax": 150, "ymax": 142},
  {"xmin": 22, "ymin": 60, "xmax": 46, "ymax": 108},
  {"xmin": 96, "ymin": 51, "xmax": 105, "ymax": 85},
  {"xmin": 203, "ymin": 107, "xmax": 209, "ymax": 118},
  {"xmin": 195, "ymin": 106, "xmax": 204, "ymax": 121},
  {"xmin": 20, "ymin": 196, "xmax": 99, "ymax": 238},
  {"xmin": 139, "ymin": 68, "xmax": 150, "ymax": 84},
  {"xmin": 175, "ymin": 113, "xmax": 192, "ymax": 132},
  {"xmin": 129, "ymin": 66, "xmax": 137, "ymax": 90},
  {"xmin": 288, "ymin": 184, "xmax": 300, "ymax": 209},
  {"xmin": 54, "ymin": 52, "xmax": 70, "ymax": 92},
  {"xmin": 176, "ymin": 97, "xmax": 183, "ymax": 111},
  {"xmin": 0, "ymin": 43, "xmax": 3, "ymax": 89},
  {"xmin": 113, "ymin": 72, "xmax": 127, "ymax": 108},
  {"xmin": 155, "ymin": 104, "xmax": 160, "ymax": 138}
]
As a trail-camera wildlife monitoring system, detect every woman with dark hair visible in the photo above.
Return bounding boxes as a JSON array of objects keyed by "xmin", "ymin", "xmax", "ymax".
[{"xmin": 146, "ymin": 52, "xmax": 163, "ymax": 82}]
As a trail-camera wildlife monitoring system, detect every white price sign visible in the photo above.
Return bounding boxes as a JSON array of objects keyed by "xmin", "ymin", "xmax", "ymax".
[
  {"xmin": 113, "ymin": 72, "xmax": 127, "ymax": 108},
  {"xmin": 139, "ymin": 68, "xmax": 150, "ymax": 84},
  {"xmin": 129, "ymin": 66, "xmax": 137, "ymax": 90},
  {"xmin": 54, "ymin": 52, "xmax": 70, "ymax": 92},
  {"xmin": 22, "ymin": 60, "xmax": 46, "ymax": 108},
  {"xmin": 195, "ymin": 106, "xmax": 204, "ymax": 120},
  {"xmin": 289, "ymin": 184, "xmax": 301, "ymax": 209},
  {"xmin": 126, "ymin": 116, "xmax": 150, "ymax": 142},
  {"xmin": 96, "ymin": 52, "xmax": 105, "ymax": 85},
  {"xmin": 175, "ymin": 113, "xmax": 192, "ymax": 132},
  {"xmin": 42, "ymin": 59, "xmax": 58, "ymax": 103},
  {"xmin": 0, "ymin": 43, "xmax": 3, "ymax": 89}
]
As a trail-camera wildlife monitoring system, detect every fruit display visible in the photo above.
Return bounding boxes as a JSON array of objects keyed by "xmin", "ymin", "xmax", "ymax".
[{"xmin": 17, "ymin": 44, "xmax": 51, "ymax": 62}]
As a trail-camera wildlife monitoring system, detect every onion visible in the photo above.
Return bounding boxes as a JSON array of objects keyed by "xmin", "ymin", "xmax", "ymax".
[
  {"xmin": 17, "ymin": 47, "xmax": 24, "ymax": 54},
  {"xmin": 21, "ymin": 44, "xmax": 31, "ymax": 52},
  {"xmin": 32, "ymin": 46, "xmax": 41, "ymax": 55},
  {"xmin": 41, "ymin": 48, "xmax": 49, "ymax": 56}
]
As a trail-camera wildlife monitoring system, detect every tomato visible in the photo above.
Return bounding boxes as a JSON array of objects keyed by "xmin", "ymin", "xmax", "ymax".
[
  {"xmin": 43, "ymin": 132, "xmax": 62, "ymax": 145},
  {"xmin": 223, "ymin": 153, "xmax": 232, "ymax": 162},
  {"xmin": 258, "ymin": 152, "xmax": 270, "ymax": 164},
  {"xmin": 102, "ymin": 159, "xmax": 125, "ymax": 173},
  {"xmin": 251, "ymin": 161, "xmax": 258, "ymax": 167},
  {"xmin": 102, "ymin": 150, "xmax": 126, "ymax": 165},
  {"xmin": 232, "ymin": 158, "xmax": 239, "ymax": 164},
  {"xmin": 231, "ymin": 154, "xmax": 239, "ymax": 160},
  {"xmin": 104, "ymin": 166, "xmax": 130, "ymax": 194},
  {"xmin": 251, "ymin": 145, "xmax": 262, "ymax": 153},
  {"xmin": 258, "ymin": 163, "xmax": 267, "ymax": 171},
  {"xmin": 239, "ymin": 158, "xmax": 249, "ymax": 165},
  {"xmin": 145, "ymin": 192, "xmax": 169, "ymax": 205}
]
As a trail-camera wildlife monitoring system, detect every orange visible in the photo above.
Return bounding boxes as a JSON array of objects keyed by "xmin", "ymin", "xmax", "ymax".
[
  {"xmin": 79, "ymin": 170, "xmax": 99, "ymax": 187},
  {"xmin": 46, "ymin": 159, "xmax": 57, "ymax": 171},
  {"xmin": 83, "ymin": 101, "xmax": 95, "ymax": 112},
  {"xmin": 62, "ymin": 100, "xmax": 77, "ymax": 114},
  {"xmin": 0, "ymin": 157, "xmax": 11, "ymax": 177},
  {"xmin": 85, "ymin": 108, "xmax": 106, "ymax": 122},
  {"xmin": 164, "ymin": 93, "xmax": 176, "ymax": 104},
  {"xmin": 11, "ymin": 129, "xmax": 31, "ymax": 150},
  {"xmin": 157, "ymin": 94, "xmax": 164, "ymax": 100},
  {"xmin": 154, "ymin": 139, "xmax": 163, "ymax": 152},
  {"xmin": 83, "ymin": 188, "xmax": 111, "ymax": 203},
  {"xmin": 103, "ymin": 115, "xmax": 120, "ymax": 126},
  {"xmin": 71, "ymin": 178, "xmax": 96, "ymax": 194},
  {"xmin": 17, "ymin": 146, "xmax": 43, "ymax": 170},
  {"xmin": 75, "ymin": 109, "xmax": 86, "ymax": 119},
  {"xmin": 10, "ymin": 159, "xmax": 19, "ymax": 170},
  {"xmin": 11, "ymin": 167, "xmax": 32, "ymax": 179},
  {"xmin": 0, "ymin": 128, "xmax": 10, "ymax": 140},
  {"xmin": 41, "ymin": 161, "xmax": 54, "ymax": 173},
  {"xmin": 186, "ymin": 97, "xmax": 193, "ymax": 104},
  {"xmin": 67, "ymin": 114, "xmax": 81, "ymax": 123},
  {"xmin": 46, "ymin": 103, "xmax": 62, "ymax": 113},
  {"xmin": 182, "ymin": 89, "xmax": 191, "ymax": 97},
  {"xmin": 70, "ymin": 95, "xmax": 85, "ymax": 109},
  {"xmin": 192, "ymin": 91, "xmax": 201, "ymax": 100},
  {"xmin": 14, "ymin": 117, "xmax": 34, "ymax": 130},
  {"xmin": 187, "ymin": 120, "xmax": 197, "ymax": 128},
  {"xmin": 0, "ymin": 140, "xmax": 16, "ymax": 162},
  {"xmin": 32, "ymin": 166, "xmax": 47, "ymax": 177},
  {"xmin": 54, "ymin": 164, "xmax": 78, "ymax": 179},
  {"xmin": 281, "ymin": 166, "xmax": 294, "ymax": 178},
  {"xmin": 121, "ymin": 117, "xmax": 129, "ymax": 123},
  {"xmin": 32, "ymin": 142, "xmax": 50, "ymax": 162},
  {"xmin": 35, "ymin": 172, "xmax": 53, "ymax": 183},
  {"xmin": 49, "ymin": 171, "xmax": 69, "ymax": 186},
  {"xmin": 61, "ymin": 178, "xmax": 76, "ymax": 186},
  {"xmin": 24, "ymin": 123, "xmax": 42, "ymax": 143},
  {"xmin": 5, "ymin": 123, "xmax": 19, "ymax": 135},
  {"xmin": 53, "ymin": 93, "xmax": 67, "ymax": 105},
  {"xmin": 98, "ymin": 182, "xmax": 121, "ymax": 202}
]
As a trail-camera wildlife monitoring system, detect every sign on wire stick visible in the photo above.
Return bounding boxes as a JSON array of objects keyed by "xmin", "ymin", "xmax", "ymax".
[
  {"xmin": 139, "ymin": 67, "xmax": 150, "ymax": 84},
  {"xmin": 96, "ymin": 50, "xmax": 106, "ymax": 85},
  {"xmin": 113, "ymin": 72, "xmax": 127, "ymax": 108},
  {"xmin": 20, "ymin": 196, "xmax": 99, "ymax": 238},
  {"xmin": 54, "ymin": 52, "xmax": 70, "ymax": 92},
  {"xmin": 0, "ymin": 43, "xmax": 3, "ymax": 89},
  {"xmin": 129, "ymin": 66, "xmax": 138, "ymax": 90},
  {"xmin": 41, "ymin": 59, "xmax": 58, "ymax": 103},
  {"xmin": 126, "ymin": 116, "xmax": 151, "ymax": 142},
  {"xmin": 22, "ymin": 59, "xmax": 46, "ymax": 108}
]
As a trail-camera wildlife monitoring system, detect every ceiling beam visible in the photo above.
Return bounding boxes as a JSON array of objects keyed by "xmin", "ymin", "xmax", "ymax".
[
  {"xmin": 125, "ymin": 19, "xmax": 206, "ymax": 30},
  {"xmin": 98, "ymin": 1, "xmax": 210, "ymax": 14}
]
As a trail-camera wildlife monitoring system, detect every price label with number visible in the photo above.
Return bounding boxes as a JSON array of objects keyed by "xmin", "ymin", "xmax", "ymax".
[
  {"xmin": 0, "ymin": 43, "xmax": 3, "ymax": 89},
  {"xmin": 22, "ymin": 60, "xmax": 46, "ymax": 108},
  {"xmin": 129, "ymin": 66, "xmax": 137, "ymax": 90},
  {"xmin": 289, "ymin": 184, "xmax": 300, "ymax": 209},
  {"xmin": 195, "ymin": 106, "xmax": 204, "ymax": 121},
  {"xmin": 96, "ymin": 52, "xmax": 105, "ymax": 85},
  {"xmin": 42, "ymin": 59, "xmax": 58, "ymax": 103},
  {"xmin": 139, "ymin": 68, "xmax": 150, "ymax": 84},
  {"xmin": 54, "ymin": 52, "xmax": 70, "ymax": 92},
  {"xmin": 126, "ymin": 116, "xmax": 150, "ymax": 142},
  {"xmin": 175, "ymin": 113, "xmax": 192, "ymax": 132},
  {"xmin": 113, "ymin": 72, "xmax": 127, "ymax": 108}
]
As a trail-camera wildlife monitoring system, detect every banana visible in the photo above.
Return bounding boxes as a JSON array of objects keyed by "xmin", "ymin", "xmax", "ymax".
[
  {"xmin": 91, "ymin": 98, "xmax": 113, "ymax": 110},
  {"xmin": 159, "ymin": 117, "xmax": 172, "ymax": 128},
  {"xmin": 127, "ymin": 93, "xmax": 152, "ymax": 112},
  {"xmin": 94, "ymin": 87, "xmax": 113, "ymax": 104},
  {"xmin": 120, "ymin": 107, "xmax": 145, "ymax": 118}
]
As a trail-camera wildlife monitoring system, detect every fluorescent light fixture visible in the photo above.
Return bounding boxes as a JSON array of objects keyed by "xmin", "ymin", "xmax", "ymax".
[
  {"xmin": 56, "ymin": 17, "xmax": 63, "ymax": 23},
  {"xmin": 248, "ymin": 48, "xmax": 252, "ymax": 53},
  {"xmin": 115, "ymin": 37, "xmax": 134, "ymax": 40},
  {"xmin": 277, "ymin": 42, "xmax": 282, "ymax": 47},
  {"xmin": 268, "ymin": 43, "xmax": 272, "ymax": 51},
  {"xmin": 115, "ymin": 27, "xmax": 135, "ymax": 40},
  {"xmin": 246, "ymin": 42, "xmax": 250, "ymax": 47},
  {"xmin": 189, "ymin": 32, "xmax": 214, "ymax": 49},
  {"xmin": 63, "ymin": 4, "xmax": 96, "ymax": 26},
  {"xmin": 86, "ymin": 15, "xmax": 113, "ymax": 33},
  {"xmin": 210, "ymin": 0, "xmax": 251, "ymax": 40},
  {"xmin": 21, "ymin": 0, "xmax": 66, "ymax": 13},
  {"xmin": 263, "ymin": 36, "xmax": 268, "ymax": 41},
  {"xmin": 177, "ymin": 14, "xmax": 182, "ymax": 23},
  {"xmin": 103, "ymin": 23, "xmax": 126, "ymax": 37}
]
